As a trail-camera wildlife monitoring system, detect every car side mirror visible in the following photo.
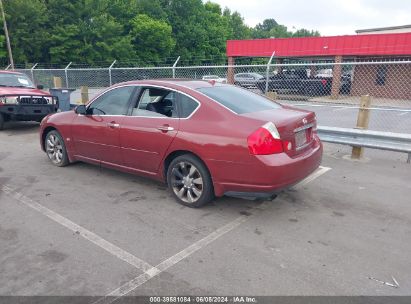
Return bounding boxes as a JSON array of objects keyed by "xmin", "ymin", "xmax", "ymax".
[
  {"xmin": 37, "ymin": 84, "xmax": 44, "ymax": 90},
  {"xmin": 75, "ymin": 105, "xmax": 87, "ymax": 115}
]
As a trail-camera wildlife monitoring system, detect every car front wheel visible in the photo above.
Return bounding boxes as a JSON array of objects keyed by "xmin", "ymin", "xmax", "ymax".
[
  {"xmin": 167, "ymin": 154, "xmax": 214, "ymax": 208},
  {"xmin": 45, "ymin": 130, "xmax": 69, "ymax": 167}
]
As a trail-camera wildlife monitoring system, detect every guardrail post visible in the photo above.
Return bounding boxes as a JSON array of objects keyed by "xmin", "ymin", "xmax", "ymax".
[
  {"xmin": 80, "ymin": 86, "xmax": 89, "ymax": 104},
  {"xmin": 172, "ymin": 56, "xmax": 180, "ymax": 79},
  {"xmin": 265, "ymin": 51, "xmax": 275, "ymax": 94},
  {"xmin": 53, "ymin": 77, "xmax": 62, "ymax": 88},
  {"xmin": 30, "ymin": 63, "xmax": 38, "ymax": 83},
  {"xmin": 108, "ymin": 60, "xmax": 116, "ymax": 86},
  {"xmin": 64, "ymin": 62, "xmax": 72, "ymax": 87},
  {"xmin": 352, "ymin": 95, "xmax": 371, "ymax": 159}
]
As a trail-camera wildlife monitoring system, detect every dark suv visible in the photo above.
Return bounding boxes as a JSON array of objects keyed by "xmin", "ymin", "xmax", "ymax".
[{"xmin": 0, "ymin": 71, "xmax": 58, "ymax": 130}]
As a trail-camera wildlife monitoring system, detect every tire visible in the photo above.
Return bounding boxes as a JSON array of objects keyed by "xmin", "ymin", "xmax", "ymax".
[
  {"xmin": 166, "ymin": 154, "xmax": 214, "ymax": 208},
  {"xmin": 0, "ymin": 113, "xmax": 4, "ymax": 130},
  {"xmin": 44, "ymin": 130, "xmax": 69, "ymax": 167}
]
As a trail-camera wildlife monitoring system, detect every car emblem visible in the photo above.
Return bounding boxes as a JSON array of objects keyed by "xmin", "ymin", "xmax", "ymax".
[{"xmin": 302, "ymin": 118, "xmax": 308, "ymax": 124}]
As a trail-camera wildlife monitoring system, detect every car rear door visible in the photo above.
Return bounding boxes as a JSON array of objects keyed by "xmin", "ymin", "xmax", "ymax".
[
  {"xmin": 119, "ymin": 86, "xmax": 180, "ymax": 174},
  {"xmin": 71, "ymin": 85, "xmax": 136, "ymax": 165}
]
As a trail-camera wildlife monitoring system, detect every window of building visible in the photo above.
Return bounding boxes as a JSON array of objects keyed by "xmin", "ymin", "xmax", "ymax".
[{"xmin": 375, "ymin": 66, "xmax": 387, "ymax": 86}]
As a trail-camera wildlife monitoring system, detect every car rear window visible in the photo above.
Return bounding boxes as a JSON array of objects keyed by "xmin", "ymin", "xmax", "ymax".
[{"xmin": 197, "ymin": 86, "xmax": 281, "ymax": 114}]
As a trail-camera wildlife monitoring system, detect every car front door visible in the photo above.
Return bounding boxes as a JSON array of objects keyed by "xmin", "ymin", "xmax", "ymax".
[
  {"xmin": 120, "ymin": 87, "xmax": 183, "ymax": 175},
  {"xmin": 71, "ymin": 85, "xmax": 136, "ymax": 165}
]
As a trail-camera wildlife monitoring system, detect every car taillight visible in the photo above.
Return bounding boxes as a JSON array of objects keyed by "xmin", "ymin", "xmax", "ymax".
[
  {"xmin": 321, "ymin": 79, "xmax": 327, "ymax": 86},
  {"xmin": 248, "ymin": 122, "xmax": 290, "ymax": 155}
]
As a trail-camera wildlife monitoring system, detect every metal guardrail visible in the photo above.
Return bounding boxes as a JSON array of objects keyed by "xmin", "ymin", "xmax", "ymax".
[{"xmin": 317, "ymin": 126, "xmax": 411, "ymax": 163}]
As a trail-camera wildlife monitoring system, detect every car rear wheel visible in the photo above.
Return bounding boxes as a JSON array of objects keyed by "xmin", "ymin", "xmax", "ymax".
[
  {"xmin": 45, "ymin": 130, "xmax": 69, "ymax": 167},
  {"xmin": 167, "ymin": 154, "xmax": 214, "ymax": 208}
]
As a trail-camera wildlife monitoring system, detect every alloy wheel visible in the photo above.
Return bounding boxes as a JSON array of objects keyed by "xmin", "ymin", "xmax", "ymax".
[
  {"xmin": 46, "ymin": 133, "xmax": 64, "ymax": 165},
  {"xmin": 170, "ymin": 161, "xmax": 203, "ymax": 204}
]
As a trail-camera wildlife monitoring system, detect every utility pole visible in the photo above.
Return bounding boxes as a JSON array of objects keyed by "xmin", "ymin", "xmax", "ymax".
[{"xmin": 0, "ymin": 0, "xmax": 14, "ymax": 70}]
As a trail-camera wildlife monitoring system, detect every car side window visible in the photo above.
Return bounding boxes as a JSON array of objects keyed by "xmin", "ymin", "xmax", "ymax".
[
  {"xmin": 178, "ymin": 93, "xmax": 199, "ymax": 118},
  {"xmin": 88, "ymin": 86, "xmax": 135, "ymax": 115},
  {"xmin": 132, "ymin": 87, "xmax": 178, "ymax": 118}
]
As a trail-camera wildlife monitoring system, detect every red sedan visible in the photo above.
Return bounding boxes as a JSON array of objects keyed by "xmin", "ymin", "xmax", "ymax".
[{"xmin": 40, "ymin": 80, "xmax": 322, "ymax": 207}]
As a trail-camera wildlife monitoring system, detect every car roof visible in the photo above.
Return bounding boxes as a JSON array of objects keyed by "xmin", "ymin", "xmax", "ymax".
[
  {"xmin": 113, "ymin": 79, "xmax": 228, "ymax": 90},
  {"xmin": 0, "ymin": 70, "xmax": 24, "ymax": 75}
]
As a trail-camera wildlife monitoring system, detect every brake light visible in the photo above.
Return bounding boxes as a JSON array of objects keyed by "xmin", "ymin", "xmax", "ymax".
[
  {"xmin": 248, "ymin": 122, "xmax": 287, "ymax": 155},
  {"xmin": 321, "ymin": 79, "xmax": 327, "ymax": 86}
]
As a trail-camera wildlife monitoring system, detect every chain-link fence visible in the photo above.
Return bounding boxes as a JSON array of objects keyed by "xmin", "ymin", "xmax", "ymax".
[{"xmin": 7, "ymin": 59, "xmax": 411, "ymax": 134}]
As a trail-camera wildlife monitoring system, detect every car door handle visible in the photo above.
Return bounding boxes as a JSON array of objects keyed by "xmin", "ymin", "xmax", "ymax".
[
  {"xmin": 157, "ymin": 125, "xmax": 174, "ymax": 132},
  {"xmin": 107, "ymin": 122, "xmax": 120, "ymax": 129}
]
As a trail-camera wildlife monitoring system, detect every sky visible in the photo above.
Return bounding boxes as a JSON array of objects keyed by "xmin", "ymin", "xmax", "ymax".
[{"xmin": 210, "ymin": 0, "xmax": 411, "ymax": 36}]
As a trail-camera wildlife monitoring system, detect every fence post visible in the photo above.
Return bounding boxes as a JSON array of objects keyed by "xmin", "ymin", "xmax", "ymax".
[
  {"xmin": 108, "ymin": 60, "xmax": 116, "ymax": 86},
  {"xmin": 172, "ymin": 56, "xmax": 180, "ymax": 79},
  {"xmin": 30, "ymin": 63, "xmax": 38, "ymax": 83},
  {"xmin": 64, "ymin": 62, "xmax": 72, "ymax": 88},
  {"xmin": 81, "ymin": 86, "xmax": 89, "ymax": 104},
  {"xmin": 352, "ymin": 95, "xmax": 371, "ymax": 159},
  {"xmin": 227, "ymin": 57, "xmax": 235, "ymax": 84},
  {"xmin": 265, "ymin": 51, "xmax": 275, "ymax": 94},
  {"xmin": 53, "ymin": 77, "xmax": 62, "ymax": 88}
]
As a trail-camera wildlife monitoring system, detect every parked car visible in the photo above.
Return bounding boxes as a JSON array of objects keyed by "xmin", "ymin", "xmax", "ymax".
[
  {"xmin": 256, "ymin": 69, "xmax": 332, "ymax": 96},
  {"xmin": 0, "ymin": 70, "xmax": 58, "ymax": 130},
  {"xmin": 40, "ymin": 80, "xmax": 322, "ymax": 207},
  {"xmin": 202, "ymin": 75, "xmax": 227, "ymax": 83},
  {"xmin": 314, "ymin": 69, "xmax": 352, "ymax": 95},
  {"xmin": 234, "ymin": 72, "xmax": 264, "ymax": 88}
]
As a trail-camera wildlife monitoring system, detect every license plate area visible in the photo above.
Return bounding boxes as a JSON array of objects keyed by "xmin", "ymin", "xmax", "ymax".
[{"xmin": 295, "ymin": 130, "xmax": 308, "ymax": 148}]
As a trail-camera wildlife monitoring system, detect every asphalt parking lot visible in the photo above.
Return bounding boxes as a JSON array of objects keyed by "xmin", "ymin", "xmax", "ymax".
[{"xmin": 1, "ymin": 122, "xmax": 411, "ymax": 299}]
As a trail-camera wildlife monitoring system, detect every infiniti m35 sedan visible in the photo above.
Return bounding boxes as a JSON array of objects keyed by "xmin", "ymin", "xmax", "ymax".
[{"xmin": 40, "ymin": 80, "xmax": 322, "ymax": 207}]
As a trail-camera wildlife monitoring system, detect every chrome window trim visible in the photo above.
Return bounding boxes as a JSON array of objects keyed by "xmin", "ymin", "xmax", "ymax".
[{"xmin": 82, "ymin": 83, "xmax": 201, "ymax": 120}]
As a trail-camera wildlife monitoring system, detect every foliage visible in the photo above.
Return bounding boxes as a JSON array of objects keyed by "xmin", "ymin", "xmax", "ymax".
[
  {"xmin": 252, "ymin": 18, "xmax": 320, "ymax": 39},
  {"xmin": 0, "ymin": 0, "xmax": 321, "ymax": 66},
  {"xmin": 130, "ymin": 14, "xmax": 175, "ymax": 64}
]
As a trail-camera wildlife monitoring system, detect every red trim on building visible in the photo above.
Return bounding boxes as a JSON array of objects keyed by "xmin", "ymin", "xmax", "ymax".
[{"xmin": 226, "ymin": 33, "xmax": 411, "ymax": 57}]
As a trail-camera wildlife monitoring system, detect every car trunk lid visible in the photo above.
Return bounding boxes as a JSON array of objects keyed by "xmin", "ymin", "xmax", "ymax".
[{"xmin": 241, "ymin": 105, "xmax": 317, "ymax": 157}]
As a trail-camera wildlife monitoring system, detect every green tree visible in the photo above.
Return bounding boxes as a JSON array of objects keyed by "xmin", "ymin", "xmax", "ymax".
[
  {"xmin": 130, "ymin": 14, "xmax": 175, "ymax": 64},
  {"xmin": 292, "ymin": 28, "xmax": 320, "ymax": 37},
  {"xmin": 47, "ymin": 0, "xmax": 135, "ymax": 64},
  {"xmin": 3, "ymin": 0, "xmax": 48, "ymax": 63},
  {"xmin": 222, "ymin": 8, "xmax": 251, "ymax": 40}
]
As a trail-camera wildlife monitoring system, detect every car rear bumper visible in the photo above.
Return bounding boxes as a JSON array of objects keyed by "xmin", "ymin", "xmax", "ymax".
[
  {"xmin": 211, "ymin": 136, "xmax": 323, "ymax": 197},
  {"xmin": 0, "ymin": 104, "xmax": 57, "ymax": 121}
]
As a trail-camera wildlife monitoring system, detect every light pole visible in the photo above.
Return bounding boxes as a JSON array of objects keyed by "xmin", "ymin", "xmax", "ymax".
[{"xmin": 0, "ymin": 0, "xmax": 14, "ymax": 70}]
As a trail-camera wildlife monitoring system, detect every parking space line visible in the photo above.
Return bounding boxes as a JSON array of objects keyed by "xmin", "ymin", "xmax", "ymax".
[
  {"xmin": 293, "ymin": 165, "xmax": 332, "ymax": 188},
  {"xmin": 1, "ymin": 184, "xmax": 158, "ymax": 274},
  {"xmin": 95, "ymin": 166, "xmax": 332, "ymax": 303},
  {"xmin": 95, "ymin": 201, "xmax": 271, "ymax": 303}
]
